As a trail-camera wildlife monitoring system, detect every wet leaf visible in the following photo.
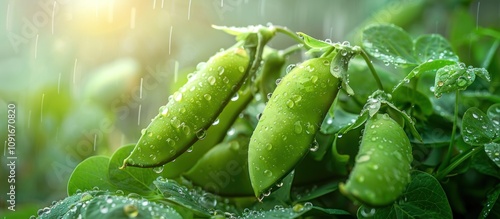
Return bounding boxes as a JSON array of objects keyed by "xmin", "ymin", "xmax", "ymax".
[
  {"xmin": 487, "ymin": 103, "xmax": 500, "ymax": 135},
  {"xmin": 297, "ymin": 32, "xmax": 332, "ymax": 51},
  {"xmin": 434, "ymin": 63, "xmax": 475, "ymax": 97},
  {"xmin": 238, "ymin": 203, "xmax": 348, "ymax": 219},
  {"xmin": 109, "ymin": 145, "xmax": 158, "ymax": 195},
  {"xmin": 414, "ymin": 34, "xmax": 459, "ymax": 63},
  {"xmin": 479, "ymin": 184, "xmax": 500, "ymax": 219},
  {"xmin": 462, "ymin": 107, "xmax": 496, "ymax": 146},
  {"xmin": 392, "ymin": 85, "xmax": 433, "ymax": 117},
  {"xmin": 485, "ymin": 143, "xmax": 500, "ymax": 168},
  {"xmin": 321, "ymin": 106, "xmax": 360, "ymax": 134},
  {"xmin": 392, "ymin": 59, "xmax": 455, "ymax": 91},
  {"xmin": 471, "ymin": 149, "xmax": 500, "ymax": 180},
  {"xmin": 67, "ymin": 156, "xmax": 116, "ymax": 196},
  {"xmin": 293, "ymin": 181, "xmax": 339, "ymax": 202},
  {"xmin": 331, "ymin": 51, "xmax": 356, "ymax": 96},
  {"xmin": 357, "ymin": 170, "xmax": 451, "ymax": 219},
  {"xmin": 362, "ymin": 24, "xmax": 417, "ymax": 66},
  {"xmin": 154, "ymin": 177, "xmax": 237, "ymax": 217}
]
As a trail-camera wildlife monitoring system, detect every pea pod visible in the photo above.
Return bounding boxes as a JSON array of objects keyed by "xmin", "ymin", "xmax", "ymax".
[
  {"xmin": 184, "ymin": 135, "xmax": 253, "ymax": 196},
  {"xmin": 122, "ymin": 47, "xmax": 250, "ymax": 168},
  {"xmin": 248, "ymin": 57, "xmax": 340, "ymax": 197},
  {"xmin": 160, "ymin": 87, "xmax": 254, "ymax": 179},
  {"xmin": 339, "ymin": 113, "xmax": 413, "ymax": 207}
]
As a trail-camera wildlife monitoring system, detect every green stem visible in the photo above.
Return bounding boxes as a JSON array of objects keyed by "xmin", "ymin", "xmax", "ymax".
[
  {"xmin": 435, "ymin": 146, "xmax": 482, "ymax": 180},
  {"xmin": 280, "ymin": 44, "xmax": 303, "ymax": 57},
  {"xmin": 275, "ymin": 26, "xmax": 305, "ymax": 46},
  {"xmin": 359, "ymin": 49, "xmax": 384, "ymax": 91},
  {"xmin": 482, "ymin": 39, "xmax": 500, "ymax": 68},
  {"xmin": 437, "ymin": 90, "xmax": 460, "ymax": 173},
  {"xmin": 320, "ymin": 47, "xmax": 336, "ymax": 58}
]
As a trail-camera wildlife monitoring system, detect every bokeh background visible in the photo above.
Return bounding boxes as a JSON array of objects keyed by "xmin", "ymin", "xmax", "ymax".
[{"xmin": 0, "ymin": 0, "xmax": 499, "ymax": 216}]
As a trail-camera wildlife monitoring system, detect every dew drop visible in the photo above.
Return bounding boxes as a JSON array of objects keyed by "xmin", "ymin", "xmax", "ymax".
[
  {"xmin": 310, "ymin": 141, "xmax": 319, "ymax": 152},
  {"xmin": 275, "ymin": 78, "xmax": 282, "ymax": 85},
  {"xmin": 153, "ymin": 165, "xmax": 164, "ymax": 173},
  {"xmin": 203, "ymin": 94, "xmax": 212, "ymax": 101},
  {"xmin": 266, "ymin": 143, "xmax": 273, "ymax": 151},
  {"xmin": 340, "ymin": 49, "xmax": 348, "ymax": 56},
  {"xmin": 207, "ymin": 76, "xmax": 216, "ymax": 85},
  {"xmin": 212, "ymin": 118, "xmax": 220, "ymax": 125},
  {"xmin": 196, "ymin": 129, "xmax": 207, "ymax": 140},
  {"xmin": 342, "ymin": 41, "xmax": 350, "ymax": 46},
  {"xmin": 217, "ymin": 66, "xmax": 225, "ymax": 75},
  {"xmin": 238, "ymin": 66, "xmax": 245, "ymax": 72},
  {"xmin": 286, "ymin": 99, "xmax": 295, "ymax": 108},
  {"xmin": 286, "ymin": 64, "xmax": 296, "ymax": 73},
  {"xmin": 123, "ymin": 204, "xmax": 139, "ymax": 218},
  {"xmin": 264, "ymin": 170, "xmax": 273, "ymax": 177},
  {"xmin": 231, "ymin": 93, "xmax": 239, "ymax": 101},
  {"xmin": 294, "ymin": 121, "xmax": 303, "ymax": 134}
]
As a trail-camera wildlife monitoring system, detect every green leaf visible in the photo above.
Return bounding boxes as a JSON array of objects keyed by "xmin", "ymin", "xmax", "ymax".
[
  {"xmin": 471, "ymin": 149, "xmax": 500, "ymax": 180},
  {"xmin": 480, "ymin": 184, "xmax": 500, "ymax": 219},
  {"xmin": 293, "ymin": 181, "xmax": 339, "ymax": 202},
  {"xmin": 239, "ymin": 203, "xmax": 315, "ymax": 219},
  {"xmin": 392, "ymin": 59, "xmax": 456, "ymax": 91},
  {"xmin": 38, "ymin": 191, "xmax": 98, "ymax": 218},
  {"xmin": 485, "ymin": 143, "xmax": 500, "ymax": 168},
  {"xmin": 414, "ymin": 34, "xmax": 459, "ymax": 63},
  {"xmin": 321, "ymin": 106, "xmax": 359, "ymax": 134},
  {"xmin": 358, "ymin": 170, "xmax": 452, "ymax": 219},
  {"xmin": 462, "ymin": 107, "xmax": 496, "ymax": 146},
  {"xmin": 154, "ymin": 177, "xmax": 237, "ymax": 217},
  {"xmin": 67, "ymin": 156, "xmax": 117, "ymax": 196},
  {"xmin": 297, "ymin": 32, "xmax": 332, "ymax": 52},
  {"xmin": 108, "ymin": 145, "xmax": 158, "ymax": 195},
  {"xmin": 84, "ymin": 194, "xmax": 182, "ymax": 219},
  {"xmin": 392, "ymin": 86, "xmax": 434, "ymax": 117},
  {"xmin": 487, "ymin": 103, "xmax": 500, "ymax": 135},
  {"xmin": 39, "ymin": 191, "xmax": 182, "ymax": 219},
  {"xmin": 434, "ymin": 63, "xmax": 476, "ymax": 97},
  {"xmin": 331, "ymin": 50, "xmax": 356, "ymax": 96},
  {"xmin": 362, "ymin": 24, "xmax": 417, "ymax": 66}
]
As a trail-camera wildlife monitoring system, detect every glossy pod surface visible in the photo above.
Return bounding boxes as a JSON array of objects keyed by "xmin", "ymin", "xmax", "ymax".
[
  {"xmin": 248, "ymin": 57, "xmax": 340, "ymax": 197},
  {"xmin": 340, "ymin": 113, "xmax": 413, "ymax": 207},
  {"xmin": 184, "ymin": 136, "xmax": 253, "ymax": 196},
  {"xmin": 123, "ymin": 47, "xmax": 249, "ymax": 168}
]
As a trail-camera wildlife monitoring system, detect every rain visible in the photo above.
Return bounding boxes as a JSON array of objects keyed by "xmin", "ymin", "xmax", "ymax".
[{"xmin": 0, "ymin": 0, "xmax": 499, "ymax": 218}]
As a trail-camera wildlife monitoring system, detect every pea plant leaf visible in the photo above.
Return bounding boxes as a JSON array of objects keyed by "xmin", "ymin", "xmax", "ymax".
[
  {"xmin": 297, "ymin": 32, "xmax": 332, "ymax": 53},
  {"xmin": 479, "ymin": 184, "xmax": 500, "ymax": 219},
  {"xmin": 38, "ymin": 191, "xmax": 183, "ymax": 219},
  {"xmin": 414, "ymin": 34, "xmax": 459, "ymax": 63},
  {"xmin": 471, "ymin": 149, "xmax": 500, "ymax": 180},
  {"xmin": 487, "ymin": 103, "xmax": 500, "ymax": 134},
  {"xmin": 392, "ymin": 85, "xmax": 433, "ymax": 117},
  {"xmin": 357, "ymin": 170, "xmax": 452, "ymax": 219},
  {"xmin": 292, "ymin": 180, "xmax": 339, "ymax": 202},
  {"xmin": 238, "ymin": 203, "xmax": 348, "ymax": 219},
  {"xmin": 153, "ymin": 177, "xmax": 238, "ymax": 217},
  {"xmin": 331, "ymin": 51, "xmax": 356, "ymax": 96},
  {"xmin": 362, "ymin": 24, "xmax": 417, "ymax": 66},
  {"xmin": 485, "ymin": 143, "xmax": 500, "ymax": 168},
  {"xmin": 392, "ymin": 59, "xmax": 456, "ymax": 91},
  {"xmin": 67, "ymin": 156, "xmax": 117, "ymax": 196},
  {"xmin": 108, "ymin": 145, "xmax": 161, "ymax": 195},
  {"xmin": 462, "ymin": 107, "xmax": 496, "ymax": 146},
  {"xmin": 434, "ymin": 63, "xmax": 476, "ymax": 97}
]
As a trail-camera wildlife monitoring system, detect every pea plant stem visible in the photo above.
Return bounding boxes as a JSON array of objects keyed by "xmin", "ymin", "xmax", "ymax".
[
  {"xmin": 435, "ymin": 145, "xmax": 482, "ymax": 180},
  {"xmin": 275, "ymin": 26, "xmax": 305, "ymax": 46},
  {"xmin": 359, "ymin": 49, "xmax": 384, "ymax": 91},
  {"xmin": 482, "ymin": 39, "xmax": 500, "ymax": 68},
  {"xmin": 437, "ymin": 90, "xmax": 460, "ymax": 175}
]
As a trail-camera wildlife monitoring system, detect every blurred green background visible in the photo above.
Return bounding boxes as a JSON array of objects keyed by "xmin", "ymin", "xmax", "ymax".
[{"xmin": 0, "ymin": 0, "xmax": 498, "ymax": 217}]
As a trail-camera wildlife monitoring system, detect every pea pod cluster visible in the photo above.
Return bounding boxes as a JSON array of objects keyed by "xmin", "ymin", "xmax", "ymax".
[
  {"xmin": 122, "ymin": 47, "xmax": 250, "ymax": 168},
  {"xmin": 339, "ymin": 113, "xmax": 413, "ymax": 207},
  {"xmin": 248, "ymin": 57, "xmax": 340, "ymax": 197}
]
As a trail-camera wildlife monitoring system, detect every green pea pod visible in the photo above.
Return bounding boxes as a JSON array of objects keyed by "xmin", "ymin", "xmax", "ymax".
[
  {"xmin": 122, "ymin": 47, "xmax": 250, "ymax": 168},
  {"xmin": 248, "ymin": 57, "xmax": 340, "ymax": 197},
  {"xmin": 183, "ymin": 135, "xmax": 253, "ymax": 196},
  {"xmin": 161, "ymin": 87, "xmax": 253, "ymax": 178},
  {"xmin": 339, "ymin": 113, "xmax": 413, "ymax": 207}
]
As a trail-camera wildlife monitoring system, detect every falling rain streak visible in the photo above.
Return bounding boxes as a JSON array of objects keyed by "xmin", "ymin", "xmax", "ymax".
[
  {"xmin": 52, "ymin": 1, "xmax": 56, "ymax": 34},
  {"xmin": 6, "ymin": 3, "xmax": 11, "ymax": 31},
  {"xmin": 174, "ymin": 60, "xmax": 179, "ymax": 83},
  {"xmin": 140, "ymin": 77, "xmax": 144, "ymax": 99},
  {"xmin": 130, "ymin": 7, "xmax": 136, "ymax": 29},
  {"xmin": 138, "ymin": 105, "xmax": 142, "ymax": 126},
  {"xmin": 93, "ymin": 134, "xmax": 97, "ymax": 151},
  {"xmin": 188, "ymin": 0, "xmax": 192, "ymax": 20},
  {"xmin": 169, "ymin": 26, "xmax": 173, "ymax": 55},
  {"xmin": 153, "ymin": 0, "xmax": 156, "ymax": 9},
  {"xmin": 221, "ymin": 0, "xmax": 224, "ymax": 7},
  {"xmin": 34, "ymin": 34, "xmax": 39, "ymax": 59},
  {"xmin": 476, "ymin": 2, "xmax": 480, "ymax": 30},
  {"xmin": 40, "ymin": 93, "xmax": 45, "ymax": 123}
]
